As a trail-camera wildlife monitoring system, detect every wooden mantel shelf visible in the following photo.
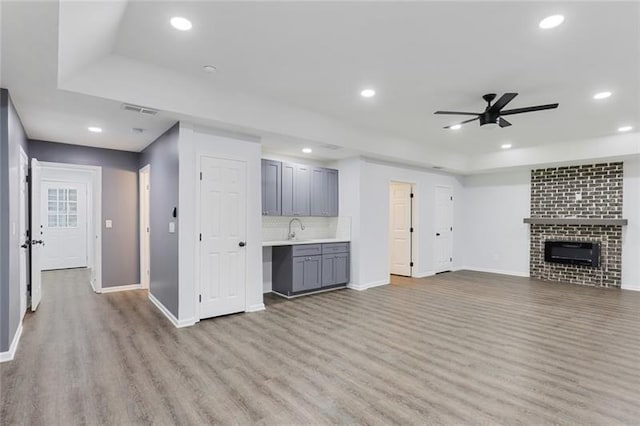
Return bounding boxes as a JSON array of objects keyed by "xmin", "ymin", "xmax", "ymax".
[{"xmin": 523, "ymin": 218, "xmax": 628, "ymax": 226}]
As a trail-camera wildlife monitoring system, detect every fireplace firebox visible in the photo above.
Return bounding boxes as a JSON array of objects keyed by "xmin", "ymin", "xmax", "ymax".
[{"xmin": 544, "ymin": 241, "xmax": 600, "ymax": 267}]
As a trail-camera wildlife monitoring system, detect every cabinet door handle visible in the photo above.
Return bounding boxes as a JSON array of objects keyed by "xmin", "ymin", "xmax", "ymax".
[{"xmin": 239, "ymin": 241, "xmax": 246, "ymax": 247}]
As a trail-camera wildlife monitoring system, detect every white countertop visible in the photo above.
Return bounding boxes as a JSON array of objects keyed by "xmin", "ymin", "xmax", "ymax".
[{"xmin": 262, "ymin": 238, "xmax": 350, "ymax": 247}]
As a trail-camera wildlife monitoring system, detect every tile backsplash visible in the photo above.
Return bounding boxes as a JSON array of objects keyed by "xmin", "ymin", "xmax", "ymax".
[{"xmin": 262, "ymin": 216, "xmax": 351, "ymax": 241}]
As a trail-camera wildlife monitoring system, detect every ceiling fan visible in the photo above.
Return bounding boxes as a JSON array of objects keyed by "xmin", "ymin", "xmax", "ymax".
[{"xmin": 434, "ymin": 93, "xmax": 559, "ymax": 129}]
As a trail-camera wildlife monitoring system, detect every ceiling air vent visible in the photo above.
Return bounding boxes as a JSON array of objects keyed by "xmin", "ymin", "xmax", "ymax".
[
  {"xmin": 321, "ymin": 143, "xmax": 341, "ymax": 150},
  {"xmin": 121, "ymin": 103, "xmax": 159, "ymax": 116}
]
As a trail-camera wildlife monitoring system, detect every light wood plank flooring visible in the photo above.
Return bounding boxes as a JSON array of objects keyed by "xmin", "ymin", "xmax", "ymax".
[{"xmin": 2, "ymin": 269, "xmax": 640, "ymax": 425}]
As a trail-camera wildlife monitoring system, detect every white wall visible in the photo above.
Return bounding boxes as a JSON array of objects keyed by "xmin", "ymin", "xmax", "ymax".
[
  {"xmin": 178, "ymin": 123, "xmax": 264, "ymax": 324},
  {"xmin": 461, "ymin": 170, "xmax": 531, "ymax": 276},
  {"xmin": 338, "ymin": 158, "xmax": 465, "ymax": 289},
  {"xmin": 622, "ymin": 158, "xmax": 640, "ymax": 290}
]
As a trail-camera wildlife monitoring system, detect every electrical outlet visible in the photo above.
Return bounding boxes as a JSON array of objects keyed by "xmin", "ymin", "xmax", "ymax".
[{"xmin": 105, "ymin": 220, "xmax": 113, "ymax": 228}]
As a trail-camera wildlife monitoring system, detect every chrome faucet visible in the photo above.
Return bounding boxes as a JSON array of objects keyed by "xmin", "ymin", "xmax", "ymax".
[{"xmin": 288, "ymin": 218, "xmax": 305, "ymax": 240}]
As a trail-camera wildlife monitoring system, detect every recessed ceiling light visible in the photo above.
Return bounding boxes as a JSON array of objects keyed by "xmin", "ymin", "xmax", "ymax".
[
  {"xmin": 539, "ymin": 14, "xmax": 564, "ymax": 29},
  {"xmin": 170, "ymin": 17, "xmax": 192, "ymax": 31},
  {"xmin": 360, "ymin": 89, "xmax": 376, "ymax": 98},
  {"xmin": 88, "ymin": 126, "xmax": 102, "ymax": 133},
  {"xmin": 501, "ymin": 143, "xmax": 512, "ymax": 149},
  {"xmin": 618, "ymin": 126, "xmax": 633, "ymax": 132},
  {"xmin": 302, "ymin": 148, "xmax": 313, "ymax": 154},
  {"xmin": 449, "ymin": 124, "xmax": 462, "ymax": 130},
  {"xmin": 593, "ymin": 91, "xmax": 612, "ymax": 100},
  {"xmin": 202, "ymin": 65, "xmax": 217, "ymax": 73}
]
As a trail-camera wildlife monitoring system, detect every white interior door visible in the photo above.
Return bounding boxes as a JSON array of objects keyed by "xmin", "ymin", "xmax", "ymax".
[
  {"xmin": 139, "ymin": 166, "xmax": 151, "ymax": 289},
  {"xmin": 199, "ymin": 156, "xmax": 247, "ymax": 319},
  {"xmin": 435, "ymin": 185, "xmax": 453, "ymax": 273},
  {"xmin": 19, "ymin": 149, "xmax": 29, "ymax": 317},
  {"xmin": 390, "ymin": 182, "xmax": 412, "ymax": 276},
  {"xmin": 41, "ymin": 181, "xmax": 88, "ymax": 270},
  {"xmin": 30, "ymin": 158, "xmax": 43, "ymax": 311}
]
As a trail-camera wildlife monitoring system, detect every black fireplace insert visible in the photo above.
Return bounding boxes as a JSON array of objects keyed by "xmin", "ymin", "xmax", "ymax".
[{"xmin": 544, "ymin": 241, "xmax": 600, "ymax": 267}]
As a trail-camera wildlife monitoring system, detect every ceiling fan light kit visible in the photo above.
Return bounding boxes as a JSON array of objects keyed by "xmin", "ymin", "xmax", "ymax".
[{"xmin": 435, "ymin": 93, "xmax": 559, "ymax": 129}]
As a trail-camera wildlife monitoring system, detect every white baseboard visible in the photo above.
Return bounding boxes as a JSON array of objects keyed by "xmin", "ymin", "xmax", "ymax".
[
  {"xmin": 148, "ymin": 292, "xmax": 196, "ymax": 328},
  {"xmin": 98, "ymin": 283, "xmax": 143, "ymax": 293},
  {"xmin": 621, "ymin": 285, "xmax": 640, "ymax": 292},
  {"xmin": 456, "ymin": 266, "xmax": 530, "ymax": 278},
  {"xmin": 347, "ymin": 279, "xmax": 389, "ymax": 291},
  {"xmin": 246, "ymin": 303, "xmax": 266, "ymax": 312},
  {"xmin": 0, "ymin": 321, "xmax": 23, "ymax": 363},
  {"xmin": 413, "ymin": 271, "xmax": 435, "ymax": 278}
]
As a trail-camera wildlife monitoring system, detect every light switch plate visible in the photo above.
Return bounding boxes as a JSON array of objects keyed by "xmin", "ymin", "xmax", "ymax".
[
  {"xmin": 105, "ymin": 220, "xmax": 113, "ymax": 228},
  {"xmin": 169, "ymin": 222, "xmax": 176, "ymax": 233}
]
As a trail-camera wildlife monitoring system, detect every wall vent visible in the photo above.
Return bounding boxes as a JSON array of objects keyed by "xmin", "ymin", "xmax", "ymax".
[{"xmin": 122, "ymin": 103, "xmax": 159, "ymax": 116}]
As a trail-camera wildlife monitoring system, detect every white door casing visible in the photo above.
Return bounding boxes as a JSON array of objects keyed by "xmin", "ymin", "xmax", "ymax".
[
  {"xmin": 41, "ymin": 181, "xmax": 88, "ymax": 270},
  {"xmin": 19, "ymin": 148, "xmax": 28, "ymax": 317},
  {"xmin": 390, "ymin": 182, "xmax": 413, "ymax": 276},
  {"xmin": 435, "ymin": 185, "xmax": 454, "ymax": 273},
  {"xmin": 198, "ymin": 156, "xmax": 247, "ymax": 319},
  {"xmin": 30, "ymin": 158, "xmax": 43, "ymax": 311}
]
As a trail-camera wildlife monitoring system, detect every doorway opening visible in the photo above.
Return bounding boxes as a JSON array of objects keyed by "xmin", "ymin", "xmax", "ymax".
[
  {"xmin": 389, "ymin": 181, "xmax": 417, "ymax": 278},
  {"xmin": 30, "ymin": 160, "xmax": 102, "ymax": 310},
  {"xmin": 139, "ymin": 165, "xmax": 151, "ymax": 289}
]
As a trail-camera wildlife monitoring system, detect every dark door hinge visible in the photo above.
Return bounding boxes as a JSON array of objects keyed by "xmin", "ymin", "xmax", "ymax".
[
  {"xmin": 450, "ymin": 196, "xmax": 453, "ymax": 201},
  {"xmin": 200, "ymin": 172, "xmax": 203, "ymax": 180},
  {"xmin": 410, "ymin": 262, "xmax": 414, "ymax": 267},
  {"xmin": 410, "ymin": 193, "xmax": 414, "ymax": 198},
  {"xmin": 450, "ymin": 226, "xmax": 453, "ymax": 231},
  {"xmin": 410, "ymin": 227, "xmax": 414, "ymax": 232},
  {"xmin": 25, "ymin": 175, "xmax": 30, "ymax": 183},
  {"xmin": 450, "ymin": 257, "xmax": 453, "ymax": 262},
  {"xmin": 199, "ymin": 294, "xmax": 202, "ymax": 303},
  {"xmin": 199, "ymin": 233, "xmax": 202, "ymax": 241}
]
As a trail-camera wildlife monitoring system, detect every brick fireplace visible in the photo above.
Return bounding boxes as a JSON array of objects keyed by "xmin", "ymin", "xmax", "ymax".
[{"xmin": 527, "ymin": 162, "xmax": 626, "ymax": 288}]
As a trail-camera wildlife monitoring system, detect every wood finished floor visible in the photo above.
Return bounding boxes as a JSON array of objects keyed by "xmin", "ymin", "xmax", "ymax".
[{"xmin": 2, "ymin": 269, "xmax": 640, "ymax": 425}]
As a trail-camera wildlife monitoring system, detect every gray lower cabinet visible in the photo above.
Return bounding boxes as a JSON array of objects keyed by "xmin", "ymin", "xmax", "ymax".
[
  {"xmin": 273, "ymin": 242, "xmax": 350, "ymax": 297},
  {"xmin": 261, "ymin": 159, "xmax": 281, "ymax": 216}
]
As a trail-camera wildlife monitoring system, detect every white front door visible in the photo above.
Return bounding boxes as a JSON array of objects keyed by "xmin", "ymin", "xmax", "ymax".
[
  {"xmin": 199, "ymin": 156, "xmax": 247, "ymax": 319},
  {"xmin": 41, "ymin": 181, "xmax": 88, "ymax": 270},
  {"xmin": 30, "ymin": 158, "xmax": 43, "ymax": 310},
  {"xmin": 435, "ymin": 185, "xmax": 453, "ymax": 273},
  {"xmin": 390, "ymin": 182, "xmax": 412, "ymax": 276}
]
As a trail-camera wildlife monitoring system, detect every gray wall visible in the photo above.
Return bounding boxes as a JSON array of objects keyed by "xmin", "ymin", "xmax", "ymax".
[
  {"xmin": 0, "ymin": 88, "xmax": 29, "ymax": 352},
  {"xmin": 29, "ymin": 140, "xmax": 140, "ymax": 287},
  {"xmin": 139, "ymin": 124, "xmax": 179, "ymax": 317}
]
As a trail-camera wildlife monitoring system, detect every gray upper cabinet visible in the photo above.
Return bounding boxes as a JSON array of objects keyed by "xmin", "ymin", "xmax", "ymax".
[
  {"xmin": 310, "ymin": 167, "xmax": 339, "ymax": 216},
  {"xmin": 262, "ymin": 159, "xmax": 338, "ymax": 217},
  {"xmin": 261, "ymin": 159, "xmax": 281, "ymax": 216},
  {"xmin": 282, "ymin": 162, "xmax": 310, "ymax": 216}
]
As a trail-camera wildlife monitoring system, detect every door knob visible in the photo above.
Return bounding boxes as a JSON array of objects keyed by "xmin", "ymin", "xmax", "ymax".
[
  {"xmin": 21, "ymin": 241, "xmax": 30, "ymax": 249},
  {"xmin": 32, "ymin": 239, "xmax": 45, "ymax": 246},
  {"xmin": 238, "ymin": 241, "xmax": 246, "ymax": 247},
  {"xmin": 436, "ymin": 233, "xmax": 441, "ymax": 236}
]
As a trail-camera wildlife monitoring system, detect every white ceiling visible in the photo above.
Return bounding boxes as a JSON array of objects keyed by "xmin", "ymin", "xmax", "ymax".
[{"xmin": 1, "ymin": 1, "xmax": 638, "ymax": 171}]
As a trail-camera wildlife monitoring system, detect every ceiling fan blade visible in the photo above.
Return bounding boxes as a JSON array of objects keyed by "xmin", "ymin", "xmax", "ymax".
[
  {"xmin": 500, "ymin": 103, "xmax": 559, "ymax": 116},
  {"xmin": 444, "ymin": 116, "xmax": 479, "ymax": 129},
  {"xmin": 498, "ymin": 117, "xmax": 512, "ymax": 128},
  {"xmin": 488, "ymin": 93, "xmax": 518, "ymax": 113},
  {"xmin": 434, "ymin": 111, "xmax": 480, "ymax": 116}
]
